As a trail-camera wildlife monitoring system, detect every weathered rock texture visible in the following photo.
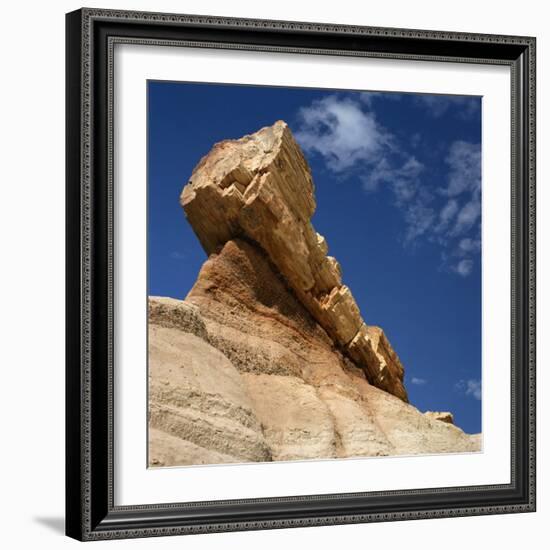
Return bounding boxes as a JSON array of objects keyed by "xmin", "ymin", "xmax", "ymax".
[
  {"xmin": 181, "ymin": 121, "xmax": 406, "ymax": 401},
  {"xmin": 148, "ymin": 121, "xmax": 481, "ymax": 467},
  {"xmin": 149, "ymin": 288, "xmax": 480, "ymax": 466},
  {"xmin": 424, "ymin": 411, "xmax": 455, "ymax": 425}
]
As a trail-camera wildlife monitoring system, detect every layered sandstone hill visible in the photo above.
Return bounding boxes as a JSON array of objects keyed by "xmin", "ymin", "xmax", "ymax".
[{"xmin": 148, "ymin": 121, "xmax": 480, "ymax": 467}]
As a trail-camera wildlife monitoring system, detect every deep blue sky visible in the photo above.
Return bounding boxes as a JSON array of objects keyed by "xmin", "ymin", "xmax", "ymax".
[{"xmin": 148, "ymin": 81, "xmax": 482, "ymax": 434}]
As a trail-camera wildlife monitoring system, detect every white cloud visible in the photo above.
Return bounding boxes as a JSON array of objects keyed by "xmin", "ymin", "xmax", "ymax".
[
  {"xmin": 466, "ymin": 379, "xmax": 482, "ymax": 400},
  {"xmin": 454, "ymin": 259, "xmax": 474, "ymax": 277},
  {"xmin": 451, "ymin": 199, "xmax": 481, "ymax": 236},
  {"xmin": 294, "ymin": 95, "xmax": 481, "ymax": 277},
  {"xmin": 295, "ymin": 95, "xmax": 393, "ymax": 172},
  {"xmin": 458, "ymin": 237, "xmax": 481, "ymax": 255},
  {"xmin": 455, "ymin": 379, "xmax": 482, "ymax": 400},
  {"xmin": 296, "ymin": 94, "xmax": 430, "ymax": 246},
  {"xmin": 411, "ymin": 377, "xmax": 427, "ymax": 385}
]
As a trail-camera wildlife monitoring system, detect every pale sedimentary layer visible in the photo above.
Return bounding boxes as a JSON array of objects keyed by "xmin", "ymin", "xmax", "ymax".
[
  {"xmin": 148, "ymin": 238, "xmax": 480, "ymax": 467},
  {"xmin": 181, "ymin": 120, "xmax": 407, "ymax": 401}
]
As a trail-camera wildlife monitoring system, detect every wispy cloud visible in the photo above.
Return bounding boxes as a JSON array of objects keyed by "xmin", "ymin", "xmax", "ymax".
[
  {"xmin": 455, "ymin": 379, "xmax": 482, "ymax": 400},
  {"xmin": 294, "ymin": 93, "xmax": 481, "ymax": 276},
  {"xmin": 402, "ymin": 200, "xmax": 435, "ymax": 243},
  {"xmin": 441, "ymin": 141, "xmax": 482, "ymax": 272},
  {"xmin": 435, "ymin": 199, "xmax": 459, "ymax": 234},
  {"xmin": 358, "ymin": 91, "xmax": 404, "ymax": 107},
  {"xmin": 414, "ymin": 95, "xmax": 480, "ymax": 119},
  {"xmin": 295, "ymin": 93, "xmax": 428, "ymax": 244},
  {"xmin": 445, "ymin": 140, "xmax": 482, "ymax": 198},
  {"xmin": 411, "ymin": 377, "xmax": 427, "ymax": 386},
  {"xmin": 363, "ymin": 156, "xmax": 424, "ymax": 200}
]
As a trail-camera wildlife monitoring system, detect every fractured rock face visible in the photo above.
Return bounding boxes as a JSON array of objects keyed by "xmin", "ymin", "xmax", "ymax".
[{"xmin": 181, "ymin": 120, "xmax": 407, "ymax": 401}]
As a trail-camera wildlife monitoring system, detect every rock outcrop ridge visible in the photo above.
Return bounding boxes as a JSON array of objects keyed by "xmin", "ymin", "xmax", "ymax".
[{"xmin": 181, "ymin": 120, "xmax": 407, "ymax": 401}]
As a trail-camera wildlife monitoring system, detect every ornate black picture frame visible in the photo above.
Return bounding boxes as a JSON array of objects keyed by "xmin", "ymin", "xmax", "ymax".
[{"xmin": 66, "ymin": 7, "xmax": 536, "ymax": 541}]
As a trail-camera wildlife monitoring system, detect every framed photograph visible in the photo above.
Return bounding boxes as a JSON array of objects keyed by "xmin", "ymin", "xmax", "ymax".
[{"xmin": 66, "ymin": 8, "xmax": 536, "ymax": 541}]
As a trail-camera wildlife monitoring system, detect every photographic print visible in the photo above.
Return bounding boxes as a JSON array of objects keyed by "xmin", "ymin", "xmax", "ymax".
[
  {"xmin": 147, "ymin": 82, "xmax": 482, "ymax": 468},
  {"xmin": 66, "ymin": 10, "xmax": 535, "ymax": 539}
]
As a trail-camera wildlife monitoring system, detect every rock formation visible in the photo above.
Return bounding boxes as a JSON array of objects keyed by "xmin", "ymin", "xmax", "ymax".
[
  {"xmin": 148, "ymin": 121, "xmax": 481, "ymax": 467},
  {"xmin": 181, "ymin": 120, "xmax": 406, "ymax": 400}
]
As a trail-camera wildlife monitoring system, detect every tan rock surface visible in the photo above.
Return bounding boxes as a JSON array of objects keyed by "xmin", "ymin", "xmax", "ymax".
[
  {"xmin": 243, "ymin": 373, "xmax": 338, "ymax": 461},
  {"xmin": 149, "ymin": 428, "xmax": 240, "ymax": 467},
  {"xmin": 181, "ymin": 121, "xmax": 407, "ymax": 401},
  {"xmin": 148, "ymin": 321, "xmax": 271, "ymax": 465},
  {"xmin": 424, "ymin": 411, "xmax": 455, "ymax": 425},
  {"xmin": 148, "ymin": 238, "xmax": 480, "ymax": 467}
]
